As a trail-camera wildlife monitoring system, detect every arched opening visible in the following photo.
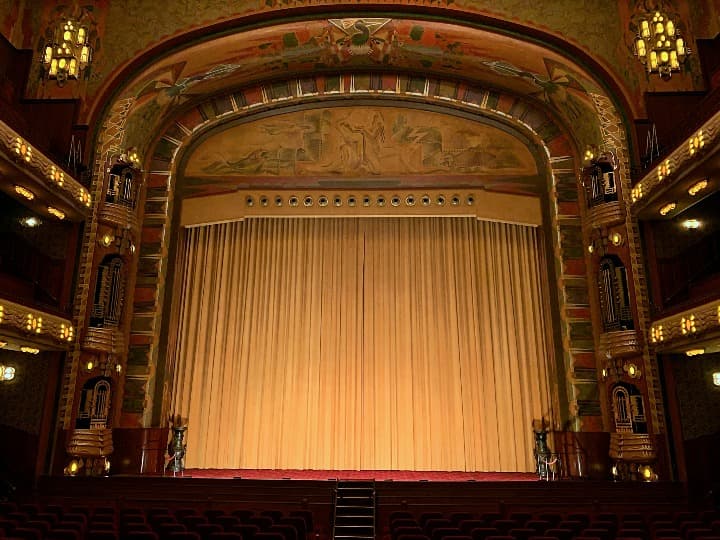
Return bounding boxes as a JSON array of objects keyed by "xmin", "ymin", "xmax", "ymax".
[{"xmin": 74, "ymin": 10, "xmax": 641, "ymax": 473}]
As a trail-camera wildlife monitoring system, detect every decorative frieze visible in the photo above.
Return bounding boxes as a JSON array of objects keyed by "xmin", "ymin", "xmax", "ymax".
[
  {"xmin": 0, "ymin": 297, "xmax": 75, "ymax": 348},
  {"xmin": 0, "ymin": 120, "xmax": 91, "ymax": 215},
  {"xmin": 598, "ymin": 329, "xmax": 643, "ymax": 359},
  {"xmin": 650, "ymin": 299, "xmax": 720, "ymax": 351},
  {"xmin": 631, "ymin": 109, "xmax": 719, "ymax": 210},
  {"xmin": 98, "ymin": 202, "xmax": 139, "ymax": 231},
  {"xmin": 67, "ymin": 428, "xmax": 114, "ymax": 457},
  {"xmin": 82, "ymin": 326, "xmax": 125, "ymax": 354},
  {"xmin": 587, "ymin": 201, "xmax": 625, "ymax": 230},
  {"xmin": 609, "ymin": 432, "xmax": 655, "ymax": 462}
]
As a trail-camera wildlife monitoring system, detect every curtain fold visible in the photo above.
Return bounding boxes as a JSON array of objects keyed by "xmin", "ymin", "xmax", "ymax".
[{"xmin": 170, "ymin": 217, "xmax": 554, "ymax": 471}]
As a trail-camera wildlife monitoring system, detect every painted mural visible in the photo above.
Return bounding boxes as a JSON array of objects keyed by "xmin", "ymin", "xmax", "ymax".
[
  {"xmin": 32, "ymin": 0, "xmax": 673, "ymax": 113},
  {"xmin": 118, "ymin": 17, "xmax": 604, "ymax": 156},
  {"xmin": 181, "ymin": 106, "xmax": 539, "ymax": 196}
]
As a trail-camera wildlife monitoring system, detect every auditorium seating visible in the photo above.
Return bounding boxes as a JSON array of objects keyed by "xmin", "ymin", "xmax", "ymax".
[
  {"xmin": 2, "ymin": 495, "xmax": 720, "ymax": 540},
  {"xmin": 385, "ymin": 508, "xmax": 720, "ymax": 540},
  {"xmin": 0, "ymin": 501, "xmax": 314, "ymax": 540}
]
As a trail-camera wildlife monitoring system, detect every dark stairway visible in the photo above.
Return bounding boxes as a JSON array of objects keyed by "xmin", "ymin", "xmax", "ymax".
[{"xmin": 333, "ymin": 480, "xmax": 375, "ymax": 540}]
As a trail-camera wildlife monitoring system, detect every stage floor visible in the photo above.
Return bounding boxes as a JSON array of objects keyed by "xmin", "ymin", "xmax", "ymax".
[{"xmin": 180, "ymin": 469, "xmax": 539, "ymax": 481}]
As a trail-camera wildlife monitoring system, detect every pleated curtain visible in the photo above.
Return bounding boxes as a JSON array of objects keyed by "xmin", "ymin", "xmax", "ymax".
[{"xmin": 169, "ymin": 217, "xmax": 554, "ymax": 471}]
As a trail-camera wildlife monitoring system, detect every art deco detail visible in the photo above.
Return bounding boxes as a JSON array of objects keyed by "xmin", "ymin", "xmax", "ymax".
[
  {"xmin": 632, "ymin": 10, "xmax": 689, "ymax": 79},
  {"xmin": 0, "ymin": 297, "xmax": 75, "ymax": 348},
  {"xmin": 0, "ymin": 120, "xmax": 91, "ymax": 213},
  {"xmin": 631, "ymin": 110, "xmax": 718, "ymax": 212},
  {"xmin": 650, "ymin": 299, "xmax": 720, "ymax": 350},
  {"xmin": 598, "ymin": 330, "xmax": 642, "ymax": 360},
  {"xmin": 41, "ymin": 9, "xmax": 96, "ymax": 85}
]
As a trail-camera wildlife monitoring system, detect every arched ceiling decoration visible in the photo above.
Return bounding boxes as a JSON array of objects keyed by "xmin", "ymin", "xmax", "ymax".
[
  {"xmin": 95, "ymin": 16, "xmax": 616, "ymax": 160},
  {"xmin": 67, "ymin": 2, "xmax": 649, "ymax": 123}
]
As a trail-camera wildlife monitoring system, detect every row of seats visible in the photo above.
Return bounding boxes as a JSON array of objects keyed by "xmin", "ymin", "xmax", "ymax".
[
  {"xmin": 384, "ymin": 509, "xmax": 720, "ymax": 540},
  {"xmin": 0, "ymin": 501, "xmax": 314, "ymax": 540}
]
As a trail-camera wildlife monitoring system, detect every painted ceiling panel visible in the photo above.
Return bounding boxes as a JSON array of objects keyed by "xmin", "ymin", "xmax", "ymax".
[
  {"xmin": 181, "ymin": 106, "xmax": 540, "ymax": 196},
  {"xmin": 118, "ymin": 18, "xmax": 603, "ymax": 154}
]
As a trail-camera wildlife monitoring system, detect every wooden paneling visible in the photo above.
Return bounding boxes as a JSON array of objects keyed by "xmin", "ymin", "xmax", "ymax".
[{"xmin": 113, "ymin": 427, "xmax": 169, "ymax": 475}]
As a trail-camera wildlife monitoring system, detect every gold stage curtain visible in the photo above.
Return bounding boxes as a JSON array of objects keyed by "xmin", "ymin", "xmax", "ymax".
[{"xmin": 169, "ymin": 217, "xmax": 555, "ymax": 471}]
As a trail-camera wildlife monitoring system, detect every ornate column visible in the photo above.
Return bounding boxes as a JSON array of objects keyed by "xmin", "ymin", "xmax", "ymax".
[
  {"xmin": 65, "ymin": 153, "xmax": 142, "ymax": 475},
  {"xmin": 581, "ymin": 151, "xmax": 657, "ymax": 481}
]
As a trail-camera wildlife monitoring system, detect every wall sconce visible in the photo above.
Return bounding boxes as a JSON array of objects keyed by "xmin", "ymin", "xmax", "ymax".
[
  {"xmin": 99, "ymin": 233, "xmax": 115, "ymax": 247},
  {"xmin": 624, "ymin": 362, "xmax": 641, "ymax": 379},
  {"xmin": 48, "ymin": 207, "xmax": 66, "ymax": 220},
  {"xmin": 59, "ymin": 324, "xmax": 74, "ymax": 342},
  {"xmin": 13, "ymin": 138, "xmax": 32, "ymax": 162},
  {"xmin": 0, "ymin": 365, "xmax": 16, "ymax": 381},
  {"xmin": 688, "ymin": 130, "xmax": 705, "ymax": 156},
  {"xmin": 651, "ymin": 325, "xmax": 663, "ymax": 343},
  {"xmin": 638, "ymin": 464, "xmax": 657, "ymax": 482},
  {"xmin": 633, "ymin": 10, "xmax": 689, "ymax": 79},
  {"xmin": 659, "ymin": 202, "xmax": 676, "ymax": 216},
  {"xmin": 631, "ymin": 183, "xmax": 643, "ymax": 203},
  {"xmin": 601, "ymin": 357, "xmax": 641, "ymax": 381},
  {"xmin": 25, "ymin": 314, "xmax": 42, "ymax": 334},
  {"xmin": 20, "ymin": 347, "xmax": 40, "ymax": 354},
  {"xmin": 685, "ymin": 348, "xmax": 705, "ymax": 357},
  {"xmin": 48, "ymin": 165, "xmax": 65, "ymax": 186},
  {"xmin": 688, "ymin": 179, "xmax": 707, "ymax": 196},
  {"xmin": 41, "ymin": 14, "xmax": 94, "ymax": 85},
  {"xmin": 14, "ymin": 185, "xmax": 35, "ymax": 201},
  {"xmin": 64, "ymin": 458, "xmax": 81, "ymax": 476},
  {"xmin": 713, "ymin": 372, "xmax": 720, "ymax": 387},
  {"xmin": 609, "ymin": 232, "xmax": 624, "ymax": 247}
]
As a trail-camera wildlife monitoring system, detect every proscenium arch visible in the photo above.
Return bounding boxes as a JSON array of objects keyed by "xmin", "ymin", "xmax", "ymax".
[
  {"xmin": 87, "ymin": 12, "xmax": 629, "ymax": 163},
  {"xmin": 71, "ymin": 11, "xmax": 644, "ymax": 434},
  {"xmin": 122, "ymin": 77, "xmax": 588, "ymax": 431}
]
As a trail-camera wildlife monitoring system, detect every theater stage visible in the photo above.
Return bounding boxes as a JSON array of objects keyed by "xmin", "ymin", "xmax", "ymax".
[{"xmin": 179, "ymin": 469, "xmax": 539, "ymax": 481}]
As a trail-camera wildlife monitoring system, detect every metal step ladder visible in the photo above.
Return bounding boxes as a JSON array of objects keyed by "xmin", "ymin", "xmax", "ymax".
[{"xmin": 333, "ymin": 480, "xmax": 375, "ymax": 540}]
